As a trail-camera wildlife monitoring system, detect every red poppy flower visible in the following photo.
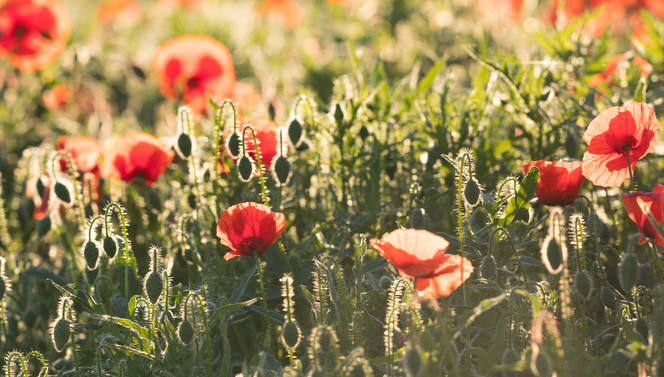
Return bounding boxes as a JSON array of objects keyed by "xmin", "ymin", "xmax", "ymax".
[
  {"xmin": 258, "ymin": 0, "xmax": 303, "ymax": 29},
  {"xmin": 224, "ymin": 115, "xmax": 281, "ymax": 173},
  {"xmin": 622, "ymin": 184, "xmax": 664, "ymax": 246},
  {"xmin": 582, "ymin": 102, "xmax": 660, "ymax": 187},
  {"xmin": 57, "ymin": 136, "xmax": 104, "ymax": 178},
  {"xmin": 0, "ymin": 0, "xmax": 71, "ymax": 72},
  {"xmin": 523, "ymin": 160, "xmax": 583, "ymax": 206},
  {"xmin": 216, "ymin": 202, "xmax": 286, "ymax": 260},
  {"xmin": 370, "ymin": 229, "xmax": 473, "ymax": 300},
  {"xmin": 97, "ymin": 0, "xmax": 141, "ymax": 25},
  {"xmin": 105, "ymin": 132, "xmax": 175, "ymax": 186},
  {"xmin": 152, "ymin": 35, "xmax": 236, "ymax": 115}
]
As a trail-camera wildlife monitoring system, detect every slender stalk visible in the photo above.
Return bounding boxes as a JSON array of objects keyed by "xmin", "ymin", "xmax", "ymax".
[
  {"xmin": 189, "ymin": 292, "xmax": 213, "ymax": 377},
  {"xmin": 243, "ymin": 125, "xmax": 270, "ymax": 207},
  {"xmin": 625, "ymin": 148, "xmax": 635, "ymax": 192},
  {"xmin": 213, "ymin": 100, "xmax": 237, "ymax": 217},
  {"xmin": 51, "ymin": 152, "xmax": 86, "ymax": 227},
  {"xmin": 254, "ymin": 251, "xmax": 272, "ymax": 343},
  {"xmin": 104, "ymin": 203, "xmax": 131, "ymax": 298}
]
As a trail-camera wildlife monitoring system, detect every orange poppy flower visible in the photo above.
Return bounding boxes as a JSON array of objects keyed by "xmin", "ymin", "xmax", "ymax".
[
  {"xmin": 370, "ymin": 229, "xmax": 473, "ymax": 300},
  {"xmin": 582, "ymin": 102, "xmax": 660, "ymax": 187},
  {"xmin": 216, "ymin": 202, "xmax": 286, "ymax": 260},
  {"xmin": 622, "ymin": 184, "xmax": 664, "ymax": 246},
  {"xmin": 57, "ymin": 136, "xmax": 104, "ymax": 178},
  {"xmin": 158, "ymin": 0, "xmax": 202, "ymax": 8},
  {"xmin": 42, "ymin": 83, "xmax": 70, "ymax": 110},
  {"xmin": 0, "ymin": 0, "xmax": 71, "ymax": 72},
  {"xmin": 225, "ymin": 115, "xmax": 281, "ymax": 173},
  {"xmin": 97, "ymin": 0, "xmax": 141, "ymax": 25},
  {"xmin": 105, "ymin": 132, "xmax": 175, "ymax": 186},
  {"xmin": 258, "ymin": 0, "xmax": 303, "ymax": 29},
  {"xmin": 588, "ymin": 54, "xmax": 652, "ymax": 88},
  {"xmin": 523, "ymin": 160, "xmax": 583, "ymax": 206},
  {"xmin": 152, "ymin": 35, "xmax": 236, "ymax": 115}
]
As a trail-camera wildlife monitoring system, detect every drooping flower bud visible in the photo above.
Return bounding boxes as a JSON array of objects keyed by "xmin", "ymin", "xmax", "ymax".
[
  {"xmin": 237, "ymin": 156, "xmax": 255, "ymax": 182},
  {"xmin": 463, "ymin": 178, "xmax": 481, "ymax": 206},
  {"xmin": 83, "ymin": 241, "xmax": 100, "ymax": 270},
  {"xmin": 281, "ymin": 321, "xmax": 301, "ymax": 349},
  {"xmin": 51, "ymin": 318, "xmax": 71, "ymax": 352},
  {"xmin": 177, "ymin": 133, "xmax": 192, "ymax": 158},
  {"xmin": 178, "ymin": 319, "xmax": 195, "ymax": 344},
  {"xmin": 573, "ymin": 271, "xmax": 592, "ymax": 300},
  {"xmin": 288, "ymin": 119, "xmax": 303, "ymax": 147},
  {"xmin": 144, "ymin": 271, "xmax": 164, "ymax": 305},
  {"xmin": 103, "ymin": 236, "xmax": 117, "ymax": 258},
  {"xmin": 600, "ymin": 286, "xmax": 617, "ymax": 310},
  {"xmin": 226, "ymin": 132, "xmax": 242, "ymax": 159},
  {"xmin": 54, "ymin": 182, "xmax": 71, "ymax": 204},
  {"xmin": 480, "ymin": 255, "xmax": 497, "ymax": 280},
  {"xmin": 37, "ymin": 216, "xmax": 52, "ymax": 237},
  {"xmin": 272, "ymin": 156, "xmax": 292, "ymax": 186},
  {"xmin": 619, "ymin": 253, "xmax": 638, "ymax": 292}
]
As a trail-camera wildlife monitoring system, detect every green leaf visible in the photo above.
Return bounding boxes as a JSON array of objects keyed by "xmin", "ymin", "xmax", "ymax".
[
  {"xmin": 210, "ymin": 298, "xmax": 258, "ymax": 322},
  {"xmin": 634, "ymin": 76, "xmax": 647, "ymax": 103},
  {"xmin": 500, "ymin": 167, "xmax": 539, "ymax": 226},
  {"xmin": 416, "ymin": 56, "xmax": 446, "ymax": 96}
]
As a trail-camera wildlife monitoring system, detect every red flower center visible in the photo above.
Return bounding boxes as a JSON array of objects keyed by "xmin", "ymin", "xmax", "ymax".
[
  {"xmin": 238, "ymin": 237, "xmax": 267, "ymax": 254},
  {"xmin": 14, "ymin": 25, "xmax": 27, "ymax": 38},
  {"xmin": 621, "ymin": 136, "xmax": 638, "ymax": 153}
]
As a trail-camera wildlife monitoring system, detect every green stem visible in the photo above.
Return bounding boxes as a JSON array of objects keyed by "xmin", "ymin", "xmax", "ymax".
[
  {"xmin": 243, "ymin": 125, "xmax": 270, "ymax": 208},
  {"xmin": 490, "ymin": 226, "xmax": 527, "ymax": 281},
  {"xmin": 457, "ymin": 152, "xmax": 472, "ymax": 304},
  {"xmin": 213, "ymin": 100, "xmax": 237, "ymax": 218},
  {"xmin": 625, "ymin": 148, "xmax": 635, "ymax": 192},
  {"xmin": 254, "ymin": 251, "xmax": 272, "ymax": 342},
  {"xmin": 189, "ymin": 292, "xmax": 213, "ymax": 377},
  {"xmin": 104, "ymin": 203, "xmax": 131, "ymax": 298},
  {"xmin": 68, "ymin": 305, "xmax": 81, "ymax": 377},
  {"xmin": 87, "ymin": 215, "xmax": 104, "ymax": 241},
  {"xmin": 51, "ymin": 152, "xmax": 86, "ymax": 227}
]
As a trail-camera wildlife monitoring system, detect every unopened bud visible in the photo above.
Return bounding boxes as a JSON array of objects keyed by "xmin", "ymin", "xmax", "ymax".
[
  {"xmin": 288, "ymin": 119, "xmax": 303, "ymax": 147},
  {"xmin": 103, "ymin": 236, "xmax": 117, "ymax": 258},
  {"xmin": 36, "ymin": 178, "xmax": 46, "ymax": 198},
  {"xmin": 37, "ymin": 215, "xmax": 52, "ymax": 237},
  {"xmin": 619, "ymin": 253, "xmax": 638, "ymax": 292},
  {"xmin": 144, "ymin": 271, "xmax": 164, "ymax": 305},
  {"xmin": 51, "ymin": 318, "xmax": 71, "ymax": 352},
  {"xmin": 464, "ymin": 178, "xmax": 481, "ymax": 206},
  {"xmin": 272, "ymin": 156, "xmax": 292, "ymax": 186},
  {"xmin": 574, "ymin": 271, "xmax": 592, "ymax": 300},
  {"xmin": 177, "ymin": 133, "xmax": 192, "ymax": 158},
  {"xmin": 542, "ymin": 237, "xmax": 562, "ymax": 273},
  {"xmin": 237, "ymin": 156, "xmax": 254, "ymax": 182},
  {"xmin": 83, "ymin": 241, "xmax": 100, "ymax": 270},
  {"xmin": 532, "ymin": 350, "xmax": 553, "ymax": 377},
  {"xmin": 54, "ymin": 182, "xmax": 71, "ymax": 204},
  {"xmin": 178, "ymin": 319, "xmax": 195, "ymax": 344},
  {"xmin": 334, "ymin": 103, "xmax": 344, "ymax": 127},
  {"xmin": 226, "ymin": 132, "xmax": 242, "ymax": 158},
  {"xmin": 600, "ymin": 286, "xmax": 617, "ymax": 310},
  {"xmin": 404, "ymin": 346, "xmax": 422, "ymax": 377},
  {"xmin": 281, "ymin": 321, "xmax": 301, "ymax": 349},
  {"xmin": 480, "ymin": 255, "xmax": 497, "ymax": 280}
]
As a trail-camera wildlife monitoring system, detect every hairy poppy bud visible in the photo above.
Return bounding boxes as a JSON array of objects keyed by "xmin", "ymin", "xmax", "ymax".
[
  {"xmin": 273, "ymin": 156, "xmax": 292, "ymax": 186},
  {"xmin": 237, "ymin": 156, "xmax": 255, "ymax": 182},
  {"xmin": 464, "ymin": 178, "xmax": 481, "ymax": 206},
  {"xmin": 178, "ymin": 319, "xmax": 195, "ymax": 344},
  {"xmin": 334, "ymin": 103, "xmax": 345, "ymax": 127},
  {"xmin": 288, "ymin": 119, "xmax": 303, "ymax": 147},
  {"xmin": 95, "ymin": 279, "xmax": 112, "ymax": 303},
  {"xmin": 532, "ymin": 350, "xmax": 553, "ymax": 377},
  {"xmin": 37, "ymin": 215, "xmax": 52, "ymax": 237},
  {"xmin": 619, "ymin": 253, "xmax": 638, "ymax": 292},
  {"xmin": 51, "ymin": 318, "xmax": 71, "ymax": 352},
  {"xmin": 103, "ymin": 236, "xmax": 117, "ymax": 258},
  {"xmin": 177, "ymin": 133, "xmax": 192, "ymax": 158},
  {"xmin": 281, "ymin": 321, "xmax": 301, "ymax": 349},
  {"xmin": 638, "ymin": 263, "xmax": 652, "ymax": 288},
  {"xmin": 110, "ymin": 294, "xmax": 129, "ymax": 317},
  {"xmin": 144, "ymin": 271, "xmax": 164, "ymax": 305},
  {"xmin": 36, "ymin": 178, "xmax": 46, "ymax": 198},
  {"xmin": 359, "ymin": 125, "xmax": 369, "ymax": 140},
  {"xmin": 600, "ymin": 286, "xmax": 616, "ymax": 310},
  {"xmin": 404, "ymin": 346, "xmax": 422, "ymax": 377},
  {"xmin": 83, "ymin": 241, "xmax": 100, "ymax": 270},
  {"xmin": 187, "ymin": 193, "xmax": 197, "ymax": 209},
  {"xmin": 409, "ymin": 208, "xmax": 429, "ymax": 230},
  {"xmin": 54, "ymin": 182, "xmax": 71, "ymax": 204},
  {"xmin": 574, "ymin": 271, "xmax": 592, "ymax": 300},
  {"xmin": 542, "ymin": 237, "xmax": 562, "ymax": 273},
  {"xmin": 635, "ymin": 318, "xmax": 649, "ymax": 343},
  {"xmin": 226, "ymin": 132, "xmax": 242, "ymax": 158},
  {"xmin": 480, "ymin": 255, "xmax": 497, "ymax": 280}
]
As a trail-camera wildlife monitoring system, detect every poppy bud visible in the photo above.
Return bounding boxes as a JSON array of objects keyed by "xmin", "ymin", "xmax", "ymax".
[
  {"xmin": 281, "ymin": 321, "xmax": 301, "ymax": 349},
  {"xmin": 177, "ymin": 133, "xmax": 192, "ymax": 158},
  {"xmin": 187, "ymin": 193, "xmax": 197, "ymax": 209},
  {"xmin": 464, "ymin": 178, "xmax": 481, "ymax": 206},
  {"xmin": 409, "ymin": 208, "xmax": 429, "ymax": 230},
  {"xmin": 83, "ymin": 241, "xmax": 100, "ymax": 270},
  {"xmin": 237, "ymin": 156, "xmax": 255, "ymax": 182},
  {"xmin": 637, "ymin": 263, "xmax": 652, "ymax": 288},
  {"xmin": 272, "ymin": 156, "xmax": 292, "ymax": 186},
  {"xmin": 600, "ymin": 286, "xmax": 616, "ymax": 310},
  {"xmin": 110, "ymin": 294, "xmax": 129, "ymax": 317},
  {"xmin": 37, "ymin": 215, "xmax": 52, "ymax": 237},
  {"xmin": 532, "ymin": 350, "xmax": 553, "ymax": 377},
  {"xmin": 501, "ymin": 348, "xmax": 520, "ymax": 374},
  {"xmin": 635, "ymin": 318, "xmax": 649, "ymax": 343},
  {"xmin": 144, "ymin": 271, "xmax": 164, "ymax": 305},
  {"xmin": 379, "ymin": 276, "xmax": 393, "ymax": 290},
  {"xmin": 23, "ymin": 309, "xmax": 37, "ymax": 328},
  {"xmin": 103, "ymin": 236, "xmax": 117, "ymax": 258},
  {"xmin": 542, "ymin": 237, "xmax": 562, "ymax": 273},
  {"xmin": 36, "ymin": 178, "xmax": 46, "ymax": 198},
  {"xmin": 334, "ymin": 103, "xmax": 345, "ymax": 127},
  {"xmin": 178, "ymin": 319, "xmax": 195, "ymax": 344},
  {"xmin": 54, "ymin": 182, "xmax": 71, "ymax": 204},
  {"xmin": 95, "ymin": 279, "xmax": 112, "ymax": 303},
  {"xmin": 226, "ymin": 132, "xmax": 242, "ymax": 158},
  {"xmin": 296, "ymin": 138, "xmax": 311, "ymax": 152},
  {"xmin": 404, "ymin": 346, "xmax": 422, "ymax": 377},
  {"xmin": 480, "ymin": 255, "xmax": 497, "ymax": 280},
  {"xmin": 268, "ymin": 102, "xmax": 276, "ymax": 121},
  {"xmin": 359, "ymin": 125, "xmax": 369, "ymax": 140},
  {"xmin": 147, "ymin": 189, "xmax": 162, "ymax": 211},
  {"xmin": 84, "ymin": 203, "xmax": 94, "ymax": 218},
  {"xmin": 573, "ymin": 271, "xmax": 592, "ymax": 300},
  {"xmin": 619, "ymin": 253, "xmax": 638, "ymax": 292},
  {"xmin": 51, "ymin": 318, "xmax": 71, "ymax": 352},
  {"xmin": 288, "ymin": 119, "xmax": 303, "ymax": 147}
]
